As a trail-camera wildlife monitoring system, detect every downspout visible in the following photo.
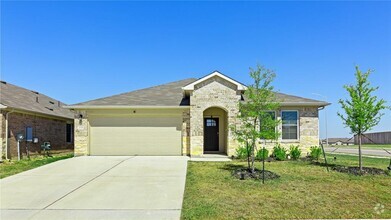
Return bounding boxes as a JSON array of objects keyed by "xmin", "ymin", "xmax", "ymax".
[
  {"xmin": 5, "ymin": 109, "xmax": 15, "ymax": 160},
  {"xmin": 317, "ymin": 106, "xmax": 327, "ymax": 148}
]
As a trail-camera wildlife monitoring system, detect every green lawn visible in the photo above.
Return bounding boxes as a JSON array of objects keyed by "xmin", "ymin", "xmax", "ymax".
[
  {"xmin": 181, "ymin": 154, "xmax": 391, "ymax": 219},
  {"xmin": 331, "ymin": 144, "xmax": 391, "ymax": 150},
  {"xmin": 0, "ymin": 153, "xmax": 73, "ymax": 179}
]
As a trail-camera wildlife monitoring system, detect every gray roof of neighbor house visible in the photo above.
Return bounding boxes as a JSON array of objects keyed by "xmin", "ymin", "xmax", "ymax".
[
  {"xmin": 0, "ymin": 81, "xmax": 74, "ymax": 119},
  {"xmin": 67, "ymin": 77, "xmax": 329, "ymax": 108}
]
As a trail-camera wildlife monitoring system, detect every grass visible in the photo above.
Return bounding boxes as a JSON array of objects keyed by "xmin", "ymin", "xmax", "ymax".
[
  {"xmin": 0, "ymin": 153, "xmax": 73, "ymax": 179},
  {"xmin": 330, "ymin": 144, "xmax": 391, "ymax": 150},
  {"xmin": 181, "ymin": 154, "xmax": 391, "ymax": 219}
]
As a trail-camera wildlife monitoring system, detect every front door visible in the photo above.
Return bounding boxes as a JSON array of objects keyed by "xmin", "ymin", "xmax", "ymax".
[{"xmin": 204, "ymin": 118, "xmax": 219, "ymax": 151}]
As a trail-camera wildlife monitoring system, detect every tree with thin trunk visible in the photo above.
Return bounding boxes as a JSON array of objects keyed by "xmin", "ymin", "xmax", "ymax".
[
  {"xmin": 232, "ymin": 64, "xmax": 280, "ymax": 173},
  {"xmin": 338, "ymin": 66, "xmax": 389, "ymax": 171}
]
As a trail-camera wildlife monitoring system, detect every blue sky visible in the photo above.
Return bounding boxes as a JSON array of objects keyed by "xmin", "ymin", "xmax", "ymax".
[{"xmin": 1, "ymin": 1, "xmax": 390, "ymax": 138}]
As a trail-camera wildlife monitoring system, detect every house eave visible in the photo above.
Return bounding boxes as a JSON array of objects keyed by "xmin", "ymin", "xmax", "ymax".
[
  {"xmin": 64, "ymin": 105, "xmax": 191, "ymax": 110},
  {"xmin": 280, "ymin": 102, "xmax": 331, "ymax": 107},
  {"xmin": 0, "ymin": 106, "xmax": 73, "ymax": 120}
]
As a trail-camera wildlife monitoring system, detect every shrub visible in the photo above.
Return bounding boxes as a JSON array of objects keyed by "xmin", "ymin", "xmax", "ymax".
[
  {"xmin": 256, "ymin": 148, "xmax": 269, "ymax": 160},
  {"xmin": 310, "ymin": 146, "xmax": 322, "ymax": 161},
  {"xmin": 289, "ymin": 145, "xmax": 302, "ymax": 160},
  {"xmin": 272, "ymin": 144, "xmax": 287, "ymax": 161},
  {"xmin": 235, "ymin": 146, "xmax": 249, "ymax": 159}
]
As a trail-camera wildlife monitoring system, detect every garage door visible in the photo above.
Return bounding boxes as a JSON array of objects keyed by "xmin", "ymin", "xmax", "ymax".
[{"xmin": 89, "ymin": 116, "xmax": 182, "ymax": 156}]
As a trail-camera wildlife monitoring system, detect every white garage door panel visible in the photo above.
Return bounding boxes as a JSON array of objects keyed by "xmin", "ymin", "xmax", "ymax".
[{"xmin": 90, "ymin": 117, "xmax": 182, "ymax": 156}]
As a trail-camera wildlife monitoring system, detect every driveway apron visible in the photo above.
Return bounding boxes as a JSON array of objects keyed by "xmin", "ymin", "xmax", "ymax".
[{"xmin": 1, "ymin": 156, "xmax": 188, "ymax": 220}]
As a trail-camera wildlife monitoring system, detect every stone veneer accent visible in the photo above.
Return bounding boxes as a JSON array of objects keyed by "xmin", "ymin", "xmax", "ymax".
[
  {"xmin": 256, "ymin": 107, "xmax": 319, "ymax": 155},
  {"xmin": 0, "ymin": 112, "xmax": 5, "ymax": 160},
  {"xmin": 74, "ymin": 110, "xmax": 89, "ymax": 156},
  {"xmin": 189, "ymin": 76, "xmax": 241, "ymax": 156},
  {"xmin": 182, "ymin": 110, "xmax": 191, "ymax": 156}
]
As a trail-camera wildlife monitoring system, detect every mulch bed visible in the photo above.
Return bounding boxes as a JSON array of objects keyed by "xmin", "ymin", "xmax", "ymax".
[
  {"xmin": 233, "ymin": 168, "xmax": 280, "ymax": 180},
  {"xmin": 331, "ymin": 166, "xmax": 389, "ymax": 176}
]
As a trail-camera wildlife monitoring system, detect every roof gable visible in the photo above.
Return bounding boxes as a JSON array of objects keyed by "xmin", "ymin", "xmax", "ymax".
[{"xmin": 182, "ymin": 71, "xmax": 247, "ymax": 91}]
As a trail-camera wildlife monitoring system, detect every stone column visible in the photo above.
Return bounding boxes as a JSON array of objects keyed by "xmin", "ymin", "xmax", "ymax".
[{"xmin": 74, "ymin": 110, "xmax": 89, "ymax": 156}]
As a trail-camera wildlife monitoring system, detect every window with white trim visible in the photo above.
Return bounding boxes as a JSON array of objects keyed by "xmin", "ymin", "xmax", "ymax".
[{"xmin": 281, "ymin": 111, "xmax": 298, "ymax": 140}]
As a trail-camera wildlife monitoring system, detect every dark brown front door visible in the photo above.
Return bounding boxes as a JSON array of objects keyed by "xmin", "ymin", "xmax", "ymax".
[{"xmin": 204, "ymin": 118, "xmax": 219, "ymax": 151}]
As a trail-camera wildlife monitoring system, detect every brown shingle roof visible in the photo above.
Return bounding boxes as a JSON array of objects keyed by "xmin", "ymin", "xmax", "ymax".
[
  {"xmin": 0, "ymin": 81, "xmax": 74, "ymax": 119},
  {"xmin": 68, "ymin": 77, "xmax": 329, "ymax": 107},
  {"xmin": 272, "ymin": 92, "xmax": 329, "ymax": 106},
  {"xmin": 72, "ymin": 78, "xmax": 198, "ymax": 106}
]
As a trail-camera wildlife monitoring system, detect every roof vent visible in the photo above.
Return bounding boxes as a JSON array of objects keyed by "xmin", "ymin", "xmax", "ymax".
[
  {"xmin": 49, "ymin": 101, "xmax": 55, "ymax": 105},
  {"xmin": 45, "ymin": 107, "xmax": 54, "ymax": 111},
  {"xmin": 58, "ymin": 101, "xmax": 61, "ymax": 107},
  {"xmin": 0, "ymin": 81, "xmax": 6, "ymax": 84},
  {"xmin": 31, "ymin": 90, "xmax": 39, "ymax": 95},
  {"xmin": 36, "ymin": 97, "xmax": 39, "ymax": 103}
]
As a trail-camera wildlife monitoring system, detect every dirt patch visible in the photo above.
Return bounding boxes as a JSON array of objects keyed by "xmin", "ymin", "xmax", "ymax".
[
  {"xmin": 232, "ymin": 168, "xmax": 280, "ymax": 180},
  {"xmin": 331, "ymin": 166, "xmax": 389, "ymax": 176}
]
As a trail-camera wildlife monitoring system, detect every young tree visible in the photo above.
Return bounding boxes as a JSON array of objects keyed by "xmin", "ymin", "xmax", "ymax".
[
  {"xmin": 338, "ymin": 66, "xmax": 389, "ymax": 171},
  {"xmin": 233, "ymin": 64, "xmax": 280, "ymax": 173}
]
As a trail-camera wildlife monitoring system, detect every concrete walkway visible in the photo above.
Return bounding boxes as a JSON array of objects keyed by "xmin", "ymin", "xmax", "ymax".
[
  {"xmin": 1, "ymin": 156, "xmax": 188, "ymax": 220},
  {"xmin": 324, "ymin": 147, "xmax": 391, "ymax": 158}
]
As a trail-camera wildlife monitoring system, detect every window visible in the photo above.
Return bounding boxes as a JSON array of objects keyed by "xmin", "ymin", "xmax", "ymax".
[
  {"xmin": 281, "ymin": 111, "xmax": 298, "ymax": 140},
  {"xmin": 259, "ymin": 111, "xmax": 276, "ymax": 139},
  {"xmin": 206, "ymin": 119, "xmax": 217, "ymax": 127},
  {"xmin": 26, "ymin": 127, "xmax": 33, "ymax": 142},
  {"xmin": 66, "ymin": 124, "xmax": 73, "ymax": 143}
]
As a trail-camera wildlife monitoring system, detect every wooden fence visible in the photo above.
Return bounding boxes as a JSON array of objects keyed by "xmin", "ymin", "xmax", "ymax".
[{"xmin": 354, "ymin": 131, "xmax": 391, "ymax": 144}]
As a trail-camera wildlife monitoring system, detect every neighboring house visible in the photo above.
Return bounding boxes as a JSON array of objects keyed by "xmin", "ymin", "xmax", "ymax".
[
  {"xmin": 0, "ymin": 81, "xmax": 74, "ymax": 160},
  {"xmin": 323, "ymin": 138, "xmax": 354, "ymax": 146},
  {"xmin": 66, "ymin": 71, "xmax": 329, "ymax": 157},
  {"xmin": 354, "ymin": 131, "xmax": 391, "ymax": 144}
]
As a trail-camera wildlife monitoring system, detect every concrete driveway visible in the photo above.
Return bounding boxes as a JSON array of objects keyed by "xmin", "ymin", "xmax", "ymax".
[{"xmin": 0, "ymin": 156, "xmax": 188, "ymax": 220}]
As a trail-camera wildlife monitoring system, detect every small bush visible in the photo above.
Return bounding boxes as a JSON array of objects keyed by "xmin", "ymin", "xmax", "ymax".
[
  {"xmin": 272, "ymin": 144, "xmax": 287, "ymax": 161},
  {"xmin": 310, "ymin": 146, "xmax": 322, "ymax": 161},
  {"xmin": 289, "ymin": 145, "xmax": 302, "ymax": 160},
  {"xmin": 256, "ymin": 148, "xmax": 269, "ymax": 160},
  {"xmin": 235, "ymin": 146, "xmax": 249, "ymax": 159}
]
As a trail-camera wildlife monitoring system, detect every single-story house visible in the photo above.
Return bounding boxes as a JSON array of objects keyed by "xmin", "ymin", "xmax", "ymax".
[
  {"xmin": 66, "ymin": 71, "xmax": 329, "ymax": 157},
  {"xmin": 322, "ymin": 138, "xmax": 354, "ymax": 146},
  {"xmin": 0, "ymin": 81, "xmax": 74, "ymax": 160}
]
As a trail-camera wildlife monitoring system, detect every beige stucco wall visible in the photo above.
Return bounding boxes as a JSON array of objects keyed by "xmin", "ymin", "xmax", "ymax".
[{"xmin": 189, "ymin": 76, "xmax": 241, "ymax": 157}]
